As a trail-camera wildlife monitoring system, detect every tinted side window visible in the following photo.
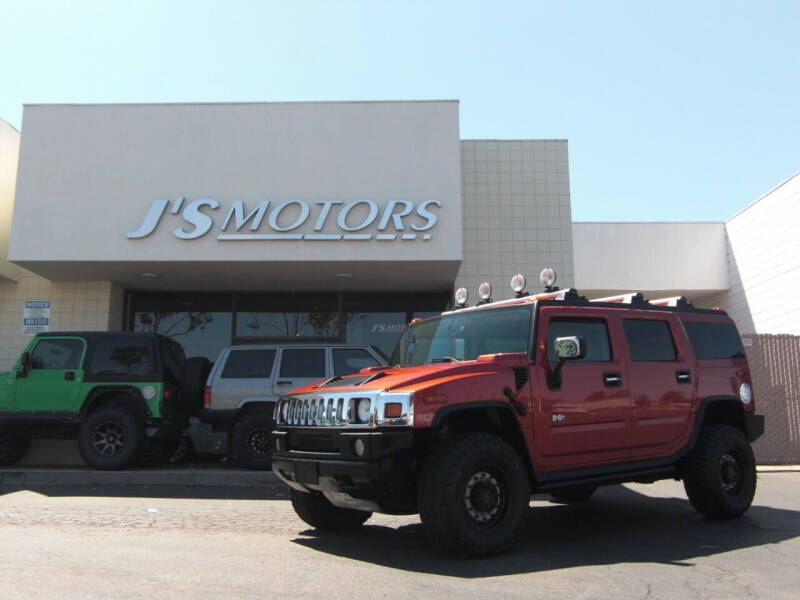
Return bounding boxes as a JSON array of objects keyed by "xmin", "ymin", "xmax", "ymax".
[
  {"xmin": 279, "ymin": 348, "xmax": 326, "ymax": 378},
  {"xmin": 31, "ymin": 339, "xmax": 84, "ymax": 370},
  {"xmin": 684, "ymin": 321, "xmax": 745, "ymax": 359},
  {"xmin": 333, "ymin": 348, "xmax": 380, "ymax": 376},
  {"xmin": 546, "ymin": 318, "xmax": 611, "ymax": 362},
  {"xmin": 89, "ymin": 336, "xmax": 155, "ymax": 376},
  {"xmin": 221, "ymin": 349, "xmax": 277, "ymax": 378},
  {"xmin": 624, "ymin": 319, "xmax": 677, "ymax": 361}
]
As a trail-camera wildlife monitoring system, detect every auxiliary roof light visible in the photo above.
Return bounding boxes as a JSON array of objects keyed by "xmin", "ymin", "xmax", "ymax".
[
  {"xmin": 539, "ymin": 267, "xmax": 557, "ymax": 290},
  {"xmin": 454, "ymin": 287, "xmax": 469, "ymax": 307},
  {"xmin": 510, "ymin": 274, "xmax": 527, "ymax": 296},
  {"xmin": 478, "ymin": 282, "xmax": 492, "ymax": 303}
]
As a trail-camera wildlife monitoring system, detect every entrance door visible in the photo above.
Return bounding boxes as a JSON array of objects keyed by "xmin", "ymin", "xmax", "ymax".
[
  {"xmin": 15, "ymin": 337, "xmax": 86, "ymax": 412},
  {"xmin": 272, "ymin": 347, "xmax": 328, "ymax": 395},
  {"xmin": 533, "ymin": 308, "xmax": 632, "ymax": 470}
]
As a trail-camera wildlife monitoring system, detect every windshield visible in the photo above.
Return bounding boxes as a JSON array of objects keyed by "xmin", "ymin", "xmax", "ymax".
[{"xmin": 390, "ymin": 305, "xmax": 533, "ymax": 366}]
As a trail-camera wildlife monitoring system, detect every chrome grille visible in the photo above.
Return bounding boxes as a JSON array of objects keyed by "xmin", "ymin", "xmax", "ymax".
[{"xmin": 278, "ymin": 394, "xmax": 372, "ymax": 427}]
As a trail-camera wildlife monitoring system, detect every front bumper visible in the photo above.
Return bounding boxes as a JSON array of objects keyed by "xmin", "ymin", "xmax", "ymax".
[{"xmin": 271, "ymin": 428, "xmax": 417, "ymax": 514}]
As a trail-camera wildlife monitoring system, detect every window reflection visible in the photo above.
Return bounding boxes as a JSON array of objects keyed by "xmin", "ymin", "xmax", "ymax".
[
  {"xmin": 236, "ymin": 312, "xmax": 338, "ymax": 339},
  {"xmin": 134, "ymin": 311, "xmax": 232, "ymax": 360}
]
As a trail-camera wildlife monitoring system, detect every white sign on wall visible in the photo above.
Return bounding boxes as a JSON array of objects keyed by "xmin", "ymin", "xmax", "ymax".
[{"xmin": 22, "ymin": 300, "xmax": 51, "ymax": 335}]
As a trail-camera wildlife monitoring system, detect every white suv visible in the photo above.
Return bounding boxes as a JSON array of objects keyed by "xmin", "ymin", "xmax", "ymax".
[{"xmin": 199, "ymin": 344, "xmax": 386, "ymax": 469}]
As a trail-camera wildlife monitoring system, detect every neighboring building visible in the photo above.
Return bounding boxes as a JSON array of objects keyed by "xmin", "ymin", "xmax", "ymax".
[{"xmin": 0, "ymin": 101, "xmax": 796, "ymax": 372}]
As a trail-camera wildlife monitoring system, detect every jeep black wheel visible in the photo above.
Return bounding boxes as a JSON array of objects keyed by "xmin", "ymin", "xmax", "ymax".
[
  {"xmin": 0, "ymin": 434, "xmax": 30, "ymax": 466},
  {"xmin": 682, "ymin": 425, "xmax": 756, "ymax": 519},
  {"xmin": 549, "ymin": 484, "xmax": 597, "ymax": 503},
  {"xmin": 290, "ymin": 488, "xmax": 371, "ymax": 530},
  {"xmin": 138, "ymin": 435, "xmax": 181, "ymax": 467},
  {"xmin": 78, "ymin": 405, "xmax": 144, "ymax": 470},
  {"xmin": 233, "ymin": 412, "xmax": 275, "ymax": 470},
  {"xmin": 418, "ymin": 433, "xmax": 529, "ymax": 557}
]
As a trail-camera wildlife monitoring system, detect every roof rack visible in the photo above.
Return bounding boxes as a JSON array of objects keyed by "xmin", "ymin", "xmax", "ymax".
[
  {"xmin": 589, "ymin": 292, "xmax": 647, "ymax": 305},
  {"xmin": 649, "ymin": 296, "xmax": 689, "ymax": 308}
]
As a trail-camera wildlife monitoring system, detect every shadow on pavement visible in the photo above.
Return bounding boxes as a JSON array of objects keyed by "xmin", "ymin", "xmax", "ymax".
[{"xmin": 291, "ymin": 485, "xmax": 800, "ymax": 578}]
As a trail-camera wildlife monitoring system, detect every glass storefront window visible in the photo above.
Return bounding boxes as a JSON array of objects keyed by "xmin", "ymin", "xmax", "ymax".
[
  {"xmin": 133, "ymin": 311, "xmax": 232, "ymax": 360},
  {"xmin": 235, "ymin": 312, "xmax": 338, "ymax": 339},
  {"xmin": 345, "ymin": 312, "xmax": 407, "ymax": 359}
]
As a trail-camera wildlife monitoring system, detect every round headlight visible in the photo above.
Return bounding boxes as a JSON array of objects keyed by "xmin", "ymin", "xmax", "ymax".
[
  {"xmin": 478, "ymin": 282, "xmax": 492, "ymax": 301},
  {"xmin": 455, "ymin": 287, "xmax": 468, "ymax": 306},
  {"xmin": 281, "ymin": 401, "xmax": 290, "ymax": 422},
  {"xmin": 357, "ymin": 398, "xmax": 372, "ymax": 423},
  {"xmin": 739, "ymin": 382, "xmax": 752, "ymax": 405},
  {"xmin": 510, "ymin": 273, "xmax": 526, "ymax": 294},
  {"xmin": 539, "ymin": 267, "xmax": 557, "ymax": 288},
  {"xmin": 353, "ymin": 438, "xmax": 366, "ymax": 457}
]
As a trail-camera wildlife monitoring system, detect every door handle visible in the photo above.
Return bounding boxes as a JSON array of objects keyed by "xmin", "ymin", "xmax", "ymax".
[
  {"xmin": 603, "ymin": 372, "xmax": 622, "ymax": 386},
  {"xmin": 64, "ymin": 371, "xmax": 75, "ymax": 381},
  {"xmin": 676, "ymin": 370, "xmax": 691, "ymax": 383},
  {"xmin": 276, "ymin": 381, "xmax": 293, "ymax": 386}
]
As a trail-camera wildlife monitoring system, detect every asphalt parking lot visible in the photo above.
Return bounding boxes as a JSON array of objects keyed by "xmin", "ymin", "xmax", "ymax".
[{"xmin": 0, "ymin": 470, "xmax": 798, "ymax": 599}]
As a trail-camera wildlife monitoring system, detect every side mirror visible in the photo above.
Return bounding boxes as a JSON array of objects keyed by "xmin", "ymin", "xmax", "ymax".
[
  {"xmin": 554, "ymin": 336, "xmax": 585, "ymax": 360},
  {"xmin": 18, "ymin": 352, "xmax": 30, "ymax": 377},
  {"xmin": 549, "ymin": 336, "xmax": 585, "ymax": 389}
]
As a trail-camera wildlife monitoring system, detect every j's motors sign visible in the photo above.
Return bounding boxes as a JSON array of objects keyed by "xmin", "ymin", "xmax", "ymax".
[{"xmin": 127, "ymin": 197, "xmax": 442, "ymax": 242}]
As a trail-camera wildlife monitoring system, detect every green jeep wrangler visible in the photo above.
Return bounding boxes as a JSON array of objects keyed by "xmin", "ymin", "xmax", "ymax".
[{"xmin": 0, "ymin": 332, "xmax": 208, "ymax": 470}]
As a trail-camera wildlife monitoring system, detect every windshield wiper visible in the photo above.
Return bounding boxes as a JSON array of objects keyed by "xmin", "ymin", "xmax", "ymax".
[{"xmin": 431, "ymin": 356, "xmax": 461, "ymax": 363}]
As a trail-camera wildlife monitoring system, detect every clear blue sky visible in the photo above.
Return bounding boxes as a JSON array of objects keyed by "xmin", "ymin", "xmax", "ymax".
[{"xmin": 2, "ymin": 0, "xmax": 798, "ymax": 221}]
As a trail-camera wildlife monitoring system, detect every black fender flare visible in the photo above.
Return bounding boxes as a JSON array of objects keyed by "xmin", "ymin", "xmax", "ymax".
[{"xmin": 80, "ymin": 386, "xmax": 152, "ymax": 418}]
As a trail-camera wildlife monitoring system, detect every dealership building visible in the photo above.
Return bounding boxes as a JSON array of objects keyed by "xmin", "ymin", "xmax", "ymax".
[{"xmin": 0, "ymin": 100, "xmax": 798, "ymax": 371}]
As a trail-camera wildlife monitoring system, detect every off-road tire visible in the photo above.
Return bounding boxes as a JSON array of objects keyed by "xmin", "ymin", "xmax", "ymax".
[
  {"xmin": 418, "ymin": 433, "xmax": 529, "ymax": 557},
  {"xmin": 234, "ymin": 411, "xmax": 275, "ymax": 470},
  {"xmin": 137, "ymin": 435, "xmax": 181, "ymax": 467},
  {"xmin": 181, "ymin": 357, "xmax": 212, "ymax": 416},
  {"xmin": 549, "ymin": 484, "xmax": 597, "ymax": 503},
  {"xmin": 682, "ymin": 425, "xmax": 756, "ymax": 519},
  {"xmin": 290, "ymin": 488, "xmax": 372, "ymax": 530},
  {"xmin": 78, "ymin": 405, "xmax": 144, "ymax": 470},
  {"xmin": 0, "ymin": 435, "xmax": 30, "ymax": 466}
]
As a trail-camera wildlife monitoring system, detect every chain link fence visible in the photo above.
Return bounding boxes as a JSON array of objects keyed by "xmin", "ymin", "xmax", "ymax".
[{"xmin": 743, "ymin": 334, "xmax": 800, "ymax": 464}]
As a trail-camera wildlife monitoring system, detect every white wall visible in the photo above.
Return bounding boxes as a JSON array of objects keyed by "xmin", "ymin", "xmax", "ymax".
[
  {"xmin": 704, "ymin": 171, "xmax": 800, "ymax": 334},
  {"xmin": 9, "ymin": 101, "xmax": 462, "ymax": 290},
  {"xmin": 457, "ymin": 140, "xmax": 574, "ymax": 299},
  {"xmin": 573, "ymin": 222, "xmax": 729, "ymax": 299},
  {"xmin": 0, "ymin": 119, "xmax": 22, "ymax": 283}
]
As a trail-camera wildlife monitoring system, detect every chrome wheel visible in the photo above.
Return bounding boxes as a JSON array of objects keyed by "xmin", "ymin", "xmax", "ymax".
[
  {"xmin": 92, "ymin": 421, "xmax": 127, "ymax": 456},
  {"xmin": 464, "ymin": 469, "xmax": 507, "ymax": 527}
]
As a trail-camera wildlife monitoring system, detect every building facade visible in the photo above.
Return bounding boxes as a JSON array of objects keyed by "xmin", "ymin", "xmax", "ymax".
[{"xmin": 0, "ymin": 101, "xmax": 797, "ymax": 372}]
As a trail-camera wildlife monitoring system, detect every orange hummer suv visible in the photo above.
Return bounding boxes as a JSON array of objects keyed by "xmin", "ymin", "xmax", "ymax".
[{"xmin": 271, "ymin": 270, "xmax": 765, "ymax": 557}]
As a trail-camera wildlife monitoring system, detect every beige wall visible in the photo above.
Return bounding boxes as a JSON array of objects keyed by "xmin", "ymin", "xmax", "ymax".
[
  {"xmin": 456, "ymin": 140, "xmax": 574, "ymax": 299},
  {"xmin": 0, "ymin": 276, "xmax": 124, "ymax": 371},
  {"xmin": 704, "ymin": 171, "xmax": 800, "ymax": 335}
]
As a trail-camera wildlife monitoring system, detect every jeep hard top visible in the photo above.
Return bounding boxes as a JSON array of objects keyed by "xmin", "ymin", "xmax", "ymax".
[
  {"xmin": 0, "ymin": 332, "xmax": 208, "ymax": 469},
  {"xmin": 271, "ymin": 270, "xmax": 765, "ymax": 557}
]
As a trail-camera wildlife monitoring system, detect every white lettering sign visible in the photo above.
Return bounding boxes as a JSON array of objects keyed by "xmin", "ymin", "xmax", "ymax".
[
  {"xmin": 22, "ymin": 299, "xmax": 51, "ymax": 335},
  {"xmin": 126, "ymin": 197, "xmax": 442, "ymax": 242}
]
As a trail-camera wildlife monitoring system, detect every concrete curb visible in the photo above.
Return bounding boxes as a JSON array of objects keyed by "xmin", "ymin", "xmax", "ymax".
[
  {"xmin": 0, "ymin": 468, "xmax": 281, "ymax": 487},
  {"xmin": 1, "ymin": 465, "xmax": 796, "ymax": 488}
]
